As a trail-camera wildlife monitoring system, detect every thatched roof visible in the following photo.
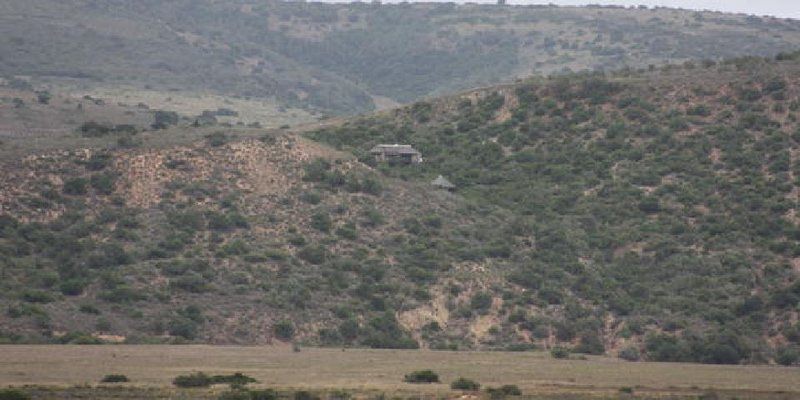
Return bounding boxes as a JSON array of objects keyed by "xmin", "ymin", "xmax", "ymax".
[{"xmin": 431, "ymin": 175, "xmax": 455, "ymax": 189}]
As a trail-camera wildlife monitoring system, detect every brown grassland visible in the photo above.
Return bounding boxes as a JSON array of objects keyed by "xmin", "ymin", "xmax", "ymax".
[{"xmin": 1, "ymin": 346, "xmax": 800, "ymax": 399}]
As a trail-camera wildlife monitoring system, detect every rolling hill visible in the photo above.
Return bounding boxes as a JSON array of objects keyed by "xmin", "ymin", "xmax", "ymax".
[
  {"xmin": 1, "ymin": 52, "xmax": 800, "ymax": 366},
  {"xmin": 2, "ymin": 0, "xmax": 800, "ymax": 118}
]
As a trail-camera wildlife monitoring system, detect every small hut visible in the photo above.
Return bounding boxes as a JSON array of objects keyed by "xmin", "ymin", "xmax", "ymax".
[{"xmin": 431, "ymin": 175, "xmax": 456, "ymax": 191}]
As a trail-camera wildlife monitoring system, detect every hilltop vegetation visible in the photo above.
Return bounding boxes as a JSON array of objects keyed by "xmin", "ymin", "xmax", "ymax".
[
  {"xmin": 2, "ymin": 1, "xmax": 800, "ymax": 115},
  {"xmin": 311, "ymin": 53, "xmax": 800, "ymax": 364}
]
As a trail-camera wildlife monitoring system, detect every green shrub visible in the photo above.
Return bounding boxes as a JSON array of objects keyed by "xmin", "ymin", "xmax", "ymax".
[
  {"xmin": 550, "ymin": 346, "xmax": 570, "ymax": 359},
  {"xmin": 310, "ymin": 212, "xmax": 332, "ymax": 232},
  {"xmin": 101, "ymin": 374, "xmax": 129, "ymax": 383},
  {"xmin": 294, "ymin": 391, "xmax": 318, "ymax": 400},
  {"xmin": 335, "ymin": 223, "xmax": 357, "ymax": 240},
  {"xmin": 573, "ymin": 332, "xmax": 605, "ymax": 355},
  {"xmin": 497, "ymin": 385, "xmax": 521, "ymax": 396},
  {"xmin": 173, "ymin": 372, "xmax": 213, "ymax": 387},
  {"xmin": 451, "ymin": 377, "xmax": 481, "ymax": 391},
  {"xmin": 60, "ymin": 279, "xmax": 87, "ymax": 296},
  {"xmin": 168, "ymin": 317, "xmax": 199, "ymax": 340},
  {"xmin": 0, "ymin": 389, "xmax": 30, "ymax": 400},
  {"xmin": 63, "ymin": 177, "xmax": 88, "ymax": 195},
  {"xmin": 776, "ymin": 346, "xmax": 799, "ymax": 366},
  {"xmin": 20, "ymin": 290, "xmax": 54, "ymax": 303},
  {"xmin": 252, "ymin": 389, "xmax": 279, "ymax": 400},
  {"xmin": 273, "ymin": 320, "xmax": 295, "ymax": 341},
  {"xmin": 297, "ymin": 245, "xmax": 328, "ymax": 265},
  {"xmin": 485, "ymin": 385, "xmax": 522, "ymax": 398},
  {"xmin": 218, "ymin": 390, "xmax": 251, "ymax": 400},
  {"xmin": 470, "ymin": 292, "xmax": 493, "ymax": 311},
  {"xmin": 90, "ymin": 173, "xmax": 117, "ymax": 195},
  {"xmin": 152, "ymin": 111, "xmax": 179, "ymax": 129},
  {"xmin": 79, "ymin": 304, "xmax": 101, "ymax": 314},
  {"xmin": 618, "ymin": 346, "xmax": 641, "ymax": 361},
  {"xmin": 403, "ymin": 370, "xmax": 439, "ymax": 383},
  {"xmin": 212, "ymin": 372, "xmax": 257, "ymax": 386}
]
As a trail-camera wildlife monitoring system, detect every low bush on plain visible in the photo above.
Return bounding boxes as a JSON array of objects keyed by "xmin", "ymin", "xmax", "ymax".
[
  {"xmin": 404, "ymin": 370, "xmax": 439, "ymax": 383},
  {"xmin": 101, "ymin": 374, "xmax": 130, "ymax": 383},
  {"xmin": 451, "ymin": 377, "xmax": 480, "ymax": 391}
]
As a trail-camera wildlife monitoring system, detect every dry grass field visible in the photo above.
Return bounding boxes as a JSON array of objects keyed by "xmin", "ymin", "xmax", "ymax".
[{"xmin": 1, "ymin": 346, "xmax": 800, "ymax": 399}]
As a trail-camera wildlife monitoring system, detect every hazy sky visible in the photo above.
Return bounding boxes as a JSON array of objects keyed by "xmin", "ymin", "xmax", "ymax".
[{"xmin": 324, "ymin": 1, "xmax": 799, "ymax": 19}]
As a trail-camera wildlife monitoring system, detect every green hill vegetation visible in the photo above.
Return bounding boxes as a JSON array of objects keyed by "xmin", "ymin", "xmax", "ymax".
[
  {"xmin": 1, "ymin": 25, "xmax": 800, "ymax": 366},
  {"xmin": 310, "ymin": 53, "xmax": 800, "ymax": 364},
  {"xmin": 2, "ymin": 1, "xmax": 800, "ymax": 116}
]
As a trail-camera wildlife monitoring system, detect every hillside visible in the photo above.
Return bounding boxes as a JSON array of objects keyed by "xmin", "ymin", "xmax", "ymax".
[
  {"xmin": 3, "ymin": 1, "xmax": 800, "ymax": 117},
  {"xmin": 2, "ymin": 52, "xmax": 800, "ymax": 366},
  {"xmin": 310, "ymin": 53, "xmax": 800, "ymax": 364},
  {"xmin": 0, "ymin": 124, "xmax": 524, "ymax": 349}
]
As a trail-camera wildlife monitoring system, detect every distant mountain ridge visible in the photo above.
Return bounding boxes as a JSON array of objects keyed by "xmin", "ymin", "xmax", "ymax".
[{"xmin": 2, "ymin": 0, "xmax": 800, "ymax": 115}]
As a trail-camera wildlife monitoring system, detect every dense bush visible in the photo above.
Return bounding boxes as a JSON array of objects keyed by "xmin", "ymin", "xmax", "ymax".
[
  {"xmin": 273, "ymin": 320, "xmax": 295, "ymax": 341},
  {"xmin": 451, "ymin": 377, "xmax": 481, "ymax": 391},
  {"xmin": 212, "ymin": 372, "xmax": 257, "ymax": 386},
  {"xmin": 486, "ymin": 385, "xmax": 522, "ymax": 398},
  {"xmin": 618, "ymin": 346, "xmax": 641, "ymax": 362},
  {"xmin": 776, "ymin": 346, "xmax": 799, "ymax": 366},
  {"xmin": 550, "ymin": 346, "xmax": 570, "ymax": 359},
  {"xmin": 0, "ymin": 389, "xmax": 30, "ymax": 400},
  {"xmin": 173, "ymin": 372, "xmax": 213, "ymax": 388},
  {"xmin": 404, "ymin": 370, "xmax": 439, "ymax": 383},
  {"xmin": 101, "ymin": 374, "xmax": 130, "ymax": 383}
]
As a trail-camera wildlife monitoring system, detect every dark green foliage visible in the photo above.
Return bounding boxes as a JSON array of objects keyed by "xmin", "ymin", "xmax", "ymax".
[
  {"xmin": 205, "ymin": 132, "xmax": 230, "ymax": 147},
  {"xmin": 101, "ymin": 374, "xmax": 129, "ymax": 383},
  {"xmin": 62, "ymin": 177, "xmax": 88, "ymax": 195},
  {"xmin": 363, "ymin": 312, "xmax": 419, "ymax": 349},
  {"xmin": 451, "ymin": 377, "xmax": 481, "ymax": 391},
  {"xmin": 497, "ymin": 385, "xmax": 522, "ymax": 396},
  {"xmin": 173, "ymin": 372, "xmax": 213, "ymax": 388},
  {"xmin": 469, "ymin": 292, "xmax": 493, "ymax": 311},
  {"xmin": 212, "ymin": 372, "xmax": 257, "ymax": 386},
  {"xmin": 273, "ymin": 320, "xmax": 295, "ymax": 341},
  {"xmin": 550, "ymin": 347, "xmax": 570, "ymax": 359},
  {"xmin": 90, "ymin": 173, "xmax": 116, "ymax": 195},
  {"xmin": 20, "ymin": 290, "xmax": 54, "ymax": 303},
  {"xmin": 573, "ymin": 332, "xmax": 605, "ymax": 355},
  {"xmin": 335, "ymin": 222, "xmax": 357, "ymax": 240},
  {"xmin": 644, "ymin": 332, "xmax": 748, "ymax": 365},
  {"xmin": 252, "ymin": 390, "xmax": 279, "ymax": 400},
  {"xmin": 297, "ymin": 245, "xmax": 328, "ymax": 265},
  {"xmin": 293, "ymin": 391, "xmax": 318, "ymax": 400},
  {"xmin": 776, "ymin": 346, "xmax": 799, "ymax": 366},
  {"xmin": 218, "ymin": 391, "xmax": 251, "ymax": 400},
  {"xmin": 618, "ymin": 346, "xmax": 640, "ymax": 361},
  {"xmin": 310, "ymin": 212, "xmax": 332, "ymax": 233},
  {"xmin": 0, "ymin": 389, "xmax": 30, "ymax": 400},
  {"xmin": 79, "ymin": 122, "xmax": 137, "ymax": 137},
  {"xmin": 36, "ymin": 91, "xmax": 51, "ymax": 104},
  {"xmin": 85, "ymin": 153, "xmax": 113, "ymax": 171},
  {"xmin": 152, "ymin": 111, "xmax": 179, "ymax": 129},
  {"xmin": 403, "ymin": 370, "xmax": 439, "ymax": 383},
  {"xmin": 168, "ymin": 317, "xmax": 199, "ymax": 340},
  {"xmin": 59, "ymin": 279, "xmax": 87, "ymax": 296}
]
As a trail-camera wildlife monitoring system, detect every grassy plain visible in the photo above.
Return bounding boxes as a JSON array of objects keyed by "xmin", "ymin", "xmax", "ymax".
[{"xmin": 1, "ymin": 346, "xmax": 799, "ymax": 399}]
